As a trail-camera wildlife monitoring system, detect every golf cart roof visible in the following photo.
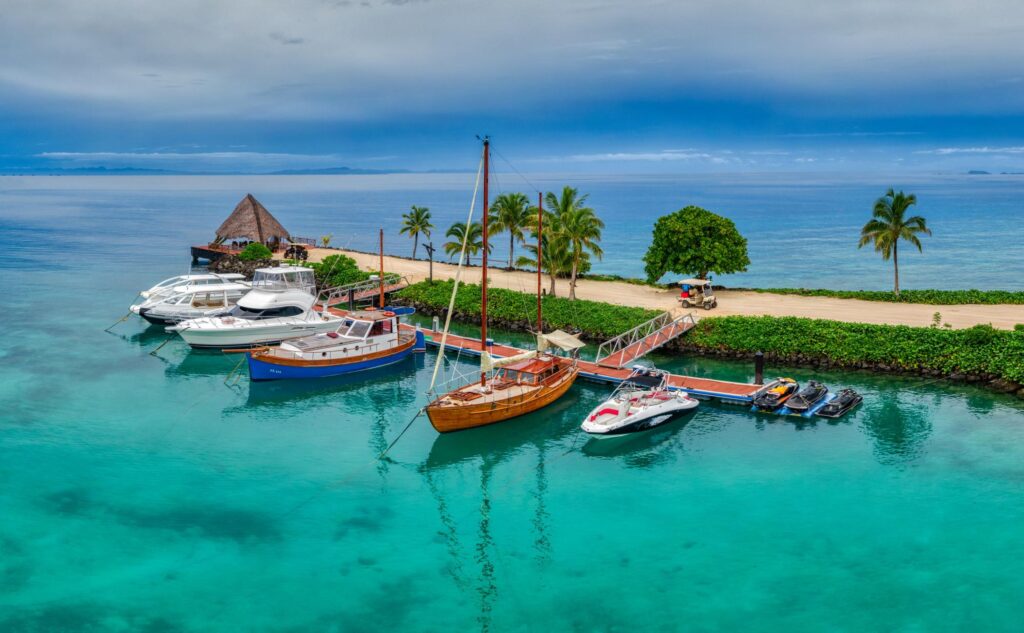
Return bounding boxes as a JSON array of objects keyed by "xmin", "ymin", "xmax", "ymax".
[{"xmin": 679, "ymin": 278, "xmax": 710, "ymax": 285}]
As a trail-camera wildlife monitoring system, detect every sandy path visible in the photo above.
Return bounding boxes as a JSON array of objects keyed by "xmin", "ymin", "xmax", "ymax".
[{"xmin": 285, "ymin": 247, "xmax": 1024, "ymax": 330}]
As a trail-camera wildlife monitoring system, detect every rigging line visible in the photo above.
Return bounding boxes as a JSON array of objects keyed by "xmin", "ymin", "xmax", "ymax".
[
  {"xmin": 427, "ymin": 156, "xmax": 485, "ymax": 394},
  {"xmin": 492, "ymin": 146, "xmax": 542, "ymax": 196},
  {"xmin": 378, "ymin": 408, "xmax": 425, "ymax": 459}
]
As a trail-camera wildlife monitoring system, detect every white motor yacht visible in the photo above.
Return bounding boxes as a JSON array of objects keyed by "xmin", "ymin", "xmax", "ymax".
[
  {"xmin": 168, "ymin": 266, "xmax": 344, "ymax": 349},
  {"xmin": 581, "ymin": 367, "xmax": 698, "ymax": 439},
  {"xmin": 137, "ymin": 273, "xmax": 246, "ymax": 301},
  {"xmin": 134, "ymin": 282, "xmax": 251, "ymax": 326}
]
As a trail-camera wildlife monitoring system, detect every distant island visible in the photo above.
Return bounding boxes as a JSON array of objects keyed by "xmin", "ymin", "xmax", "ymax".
[{"xmin": 966, "ymin": 170, "xmax": 990, "ymax": 175}]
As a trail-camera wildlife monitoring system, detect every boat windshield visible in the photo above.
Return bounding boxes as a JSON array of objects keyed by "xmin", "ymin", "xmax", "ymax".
[
  {"xmin": 346, "ymin": 320, "xmax": 372, "ymax": 339},
  {"xmin": 224, "ymin": 304, "xmax": 305, "ymax": 320}
]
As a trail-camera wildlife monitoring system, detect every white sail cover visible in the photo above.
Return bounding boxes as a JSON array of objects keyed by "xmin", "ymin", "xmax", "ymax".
[
  {"xmin": 537, "ymin": 330, "xmax": 586, "ymax": 352},
  {"xmin": 481, "ymin": 350, "xmax": 539, "ymax": 372}
]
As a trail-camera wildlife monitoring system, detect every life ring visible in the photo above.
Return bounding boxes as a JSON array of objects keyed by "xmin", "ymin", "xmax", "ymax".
[{"xmin": 383, "ymin": 311, "xmax": 396, "ymax": 317}]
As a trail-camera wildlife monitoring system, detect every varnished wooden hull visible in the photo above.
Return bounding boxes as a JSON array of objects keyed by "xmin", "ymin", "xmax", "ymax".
[{"xmin": 426, "ymin": 367, "xmax": 578, "ymax": 433}]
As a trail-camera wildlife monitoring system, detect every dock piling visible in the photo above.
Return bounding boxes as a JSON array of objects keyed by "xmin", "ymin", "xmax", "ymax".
[{"xmin": 755, "ymin": 351, "xmax": 764, "ymax": 385}]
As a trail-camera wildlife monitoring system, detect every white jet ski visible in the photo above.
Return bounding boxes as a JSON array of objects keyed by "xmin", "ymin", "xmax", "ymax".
[{"xmin": 581, "ymin": 367, "xmax": 698, "ymax": 439}]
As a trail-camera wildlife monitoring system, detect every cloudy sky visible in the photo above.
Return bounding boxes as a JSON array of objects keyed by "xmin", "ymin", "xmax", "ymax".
[{"xmin": 2, "ymin": 0, "xmax": 1023, "ymax": 173}]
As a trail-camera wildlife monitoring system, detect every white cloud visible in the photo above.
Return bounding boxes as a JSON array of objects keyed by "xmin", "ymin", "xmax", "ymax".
[{"xmin": 919, "ymin": 146, "xmax": 1024, "ymax": 155}]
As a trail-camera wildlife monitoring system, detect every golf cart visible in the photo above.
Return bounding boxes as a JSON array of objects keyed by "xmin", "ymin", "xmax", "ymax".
[{"xmin": 678, "ymin": 278, "xmax": 717, "ymax": 310}]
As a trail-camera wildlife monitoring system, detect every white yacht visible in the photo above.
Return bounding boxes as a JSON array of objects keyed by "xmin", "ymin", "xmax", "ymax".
[
  {"xmin": 133, "ymin": 282, "xmax": 251, "ymax": 326},
  {"xmin": 168, "ymin": 266, "xmax": 344, "ymax": 349},
  {"xmin": 137, "ymin": 273, "xmax": 246, "ymax": 301}
]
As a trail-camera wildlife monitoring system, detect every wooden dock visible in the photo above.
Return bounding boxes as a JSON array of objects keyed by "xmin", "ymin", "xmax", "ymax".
[{"xmin": 381, "ymin": 319, "xmax": 765, "ymax": 405}]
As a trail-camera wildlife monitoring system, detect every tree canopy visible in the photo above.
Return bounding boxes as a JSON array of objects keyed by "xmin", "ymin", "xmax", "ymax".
[
  {"xmin": 642, "ymin": 206, "xmax": 749, "ymax": 282},
  {"xmin": 857, "ymin": 188, "xmax": 930, "ymax": 295}
]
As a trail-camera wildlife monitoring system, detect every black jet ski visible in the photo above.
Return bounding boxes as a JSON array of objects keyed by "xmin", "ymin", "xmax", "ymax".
[
  {"xmin": 752, "ymin": 378, "xmax": 798, "ymax": 411},
  {"xmin": 815, "ymin": 388, "xmax": 862, "ymax": 418},
  {"xmin": 785, "ymin": 380, "xmax": 828, "ymax": 412}
]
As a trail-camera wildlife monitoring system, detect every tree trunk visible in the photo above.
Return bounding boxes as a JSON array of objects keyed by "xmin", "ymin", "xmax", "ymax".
[
  {"xmin": 893, "ymin": 242, "xmax": 900, "ymax": 295},
  {"xmin": 413, "ymin": 234, "xmax": 418, "ymax": 259},
  {"xmin": 508, "ymin": 235, "xmax": 515, "ymax": 271},
  {"xmin": 549, "ymin": 272, "xmax": 556, "ymax": 297},
  {"xmin": 569, "ymin": 259, "xmax": 578, "ymax": 300}
]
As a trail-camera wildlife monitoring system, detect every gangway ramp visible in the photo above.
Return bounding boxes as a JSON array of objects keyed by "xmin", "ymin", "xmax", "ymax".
[{"xmin": 594, "ymin": 311, "xmax": 696, "ymax": 369}]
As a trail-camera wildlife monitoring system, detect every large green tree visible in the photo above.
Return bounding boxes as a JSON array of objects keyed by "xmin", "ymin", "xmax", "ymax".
[
  {"xmin": 488, "ymin": 192, "xmax": 533, "ymax": 270},
  {"xmin": 399, "ymin": 205, "xmax": 433, "ymax": 258},
  {"xmin": 858, "ymin": 188, "xmax": 930, "ymax": 295},
  {"xmin": 642, "ymin": 206, "xmax": 750, "ymax": 282}
]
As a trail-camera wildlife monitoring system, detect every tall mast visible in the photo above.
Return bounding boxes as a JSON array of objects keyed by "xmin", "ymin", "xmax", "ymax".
[
  {"xmin": 378, "ymin": 228, "xmax": 384, "ymax": 308},
  {"xmin": 480, "ymin": 138, "xmax": 490, "ymax": 386},
  {"xmin": 537, "ymin": 191, "xmax": 543, "ymax": 333}
]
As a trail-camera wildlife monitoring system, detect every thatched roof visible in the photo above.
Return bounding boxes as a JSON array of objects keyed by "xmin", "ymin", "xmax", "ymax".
[{"xmin": 215, "ymin": 194, "xmax": 290, "ymax": 243}]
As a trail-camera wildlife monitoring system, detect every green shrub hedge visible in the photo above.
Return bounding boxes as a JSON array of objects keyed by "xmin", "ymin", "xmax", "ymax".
[
  {"xmin": 743, "ymin": 288, "xmax": 1024, "ymax": 305},
  {"xmin": 237, "ymin": 243, "xmax": 273, "ymax": 261},
  {"xmin": 309, "ymin": 254, "xmax": 371, "ymax": 288},
  {"xmin": 686, "ymin": 316, "xmax": 1024, "ymax": 383},
  {"xmin": 395, "ymin": 280, "xmax": 661, "ymax": 340}
]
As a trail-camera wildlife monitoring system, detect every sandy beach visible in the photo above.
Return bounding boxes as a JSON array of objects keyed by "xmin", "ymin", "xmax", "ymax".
[{"xmin": 285, "ymin": 247, "xmax": 1024, "ymax": 330}]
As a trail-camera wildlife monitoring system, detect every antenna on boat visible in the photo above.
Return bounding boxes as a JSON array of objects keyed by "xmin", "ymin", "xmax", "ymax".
[{"xmin": 479, "ymin": 136, "xmax": 490, "ymax": 387}]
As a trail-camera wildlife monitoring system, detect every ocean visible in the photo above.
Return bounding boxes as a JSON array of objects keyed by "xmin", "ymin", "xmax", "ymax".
[{"xmin": 1, "ymin": 174, "xmax": 1023, "ymax": 631}]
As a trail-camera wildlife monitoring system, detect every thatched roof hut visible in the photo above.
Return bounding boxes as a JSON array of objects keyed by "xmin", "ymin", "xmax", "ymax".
[{"xmin": 213, "ymin": 194, "xmax": 290, "ymax": 244}]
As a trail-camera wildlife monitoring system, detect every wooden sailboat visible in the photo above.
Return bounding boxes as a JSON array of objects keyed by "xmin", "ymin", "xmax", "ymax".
[{"xmin": 425, "ymin": 139, "xmax": 584, "ymax": 433}]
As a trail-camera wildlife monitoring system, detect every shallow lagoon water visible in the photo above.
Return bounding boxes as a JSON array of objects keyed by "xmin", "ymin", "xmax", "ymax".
[{"xmin": 2, "ymin": 177, "xmax": 1024, "ymax": 631}]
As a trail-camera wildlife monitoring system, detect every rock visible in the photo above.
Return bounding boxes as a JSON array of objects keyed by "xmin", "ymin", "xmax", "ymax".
[
  {"xmin": 208, "ymin": 255, "xmax": 278, "ymax": 279},
  {"xmin": 989, "ymin": 378, "xmax": 1019, "ymax": 393}
]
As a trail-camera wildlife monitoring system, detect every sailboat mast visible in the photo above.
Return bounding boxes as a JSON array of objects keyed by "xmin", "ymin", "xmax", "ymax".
[
  {"xmin": 480, "ymin": 139, "xmax": 490, "ymax": 386},
  {"xmin": 537, "ymin": 191, "xmax": 543, "ymax": 333},
  {"xmin": 378, "ymin": 228, "xmax": 385, "ymax": 308}
]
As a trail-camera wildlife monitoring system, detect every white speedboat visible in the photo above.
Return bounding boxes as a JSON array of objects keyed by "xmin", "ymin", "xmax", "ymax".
[
  {"xmin": 134, "ymin": 281, "xmax": 251, "ymax": 326},
  {"xmin": 581, "ymin": 367, "xmax": 698, "ymax": 439},
  {"xmin": 168, "ymin": 266, "xmax": 344, "ymax": 349}
]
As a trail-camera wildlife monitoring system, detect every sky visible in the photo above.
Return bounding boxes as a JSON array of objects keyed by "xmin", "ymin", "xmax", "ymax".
[{"xmin": 2, "ymin": 0, "xmax": 1024, "ymax": 173}]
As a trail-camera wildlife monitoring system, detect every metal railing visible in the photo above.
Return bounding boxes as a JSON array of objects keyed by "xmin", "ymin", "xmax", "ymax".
[
  {"xmin": 319, "ymin": 274, "xmax": 408, "ymax": 306},
  {"xmin": 595, "ymin": 311, "xmax": 697, "ymax": 368}
]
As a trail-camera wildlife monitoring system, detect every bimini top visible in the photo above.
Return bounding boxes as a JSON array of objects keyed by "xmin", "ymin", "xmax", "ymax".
[
  {"xmin": 537, "ymin": 330, "xmax": 586, "ymax": 352},
  {"xmin": 251, "ymin": 266, "xmax": 316, "ymax": 294}
]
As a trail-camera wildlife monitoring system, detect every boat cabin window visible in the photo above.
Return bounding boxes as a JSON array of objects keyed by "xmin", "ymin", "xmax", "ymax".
[
  {"xmin": 226, "ymin": 304, "xmax": 304, "ymax": 319},
  {"xmin": 191, "ymin": 292, "xmax": 226, "ymax": 308},
  {"xmin": 347, "ymin": 320, "xmax": 371, "ymax": 338},
  {"xmin": 251, "ymin": 269, "xmax": 316, "ymax": 292}
]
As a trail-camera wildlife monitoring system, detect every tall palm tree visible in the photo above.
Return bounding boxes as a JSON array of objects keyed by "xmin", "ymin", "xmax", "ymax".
[
  {"xmin": 544, "ymin": 186, "xmax": 604, "ymax": 300},
  {"xmin": 399, "ymin": 205, "xmax": 433, "ymax": 258},
  {"xmin": 858, "ymin": 189, "xmax": 931, "ymax": 295},
  {"xmin": 517, "ymin": 216, "xmax": 573, "ymax": 297},
  {"xmin": 443, "ymin": 221, "xmax": 490, "ymax": 262},
  {"xmin": 488, "ymin": 192, "xmax": 532, "ymax": 270}
]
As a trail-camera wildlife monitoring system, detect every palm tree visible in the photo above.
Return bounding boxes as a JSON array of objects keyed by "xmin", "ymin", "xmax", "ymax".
[
  {"xmin": 544, "ymin": 186, "xmax": 604, "ymax": 300},
  {"xmin": 399, "ymin": 205, "xmax": 433, "ymax": 258},
  {"xmin": 517, "ymin": 218, "xmax": 573, "ymax": 297},
  {"xmin": 443, "ymin": 221, "xmax": 490, "ymax": 262},
  {"xmin": 488, "ymin": 192, "xmax": 532, "ymax": 270},
  {"xmin": 858, "ymin": 189, "xmax": 931, "ymax": 295}
]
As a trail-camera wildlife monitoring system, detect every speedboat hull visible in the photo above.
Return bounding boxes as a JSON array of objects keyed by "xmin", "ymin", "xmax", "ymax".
[
  {"xmin": 582, "ymin": 392, "xmax": 698, "ymax": 439},
  {"xmin": 247, "ymin": 331, "xmax": 425, "ymax": 381},
  {"xmin": 173, "ymin": 318, "xmax": 341, "ymax": 349}
]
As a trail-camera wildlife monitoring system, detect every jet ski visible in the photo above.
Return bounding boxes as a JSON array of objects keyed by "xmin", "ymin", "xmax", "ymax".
[
  {"xmin": 581, "ymin": 367, "xmax": 699, "ymax": 439},
  {"xmin": 752, "ymin": 378, "xmax": 798, "ymax": 411},
  {"xmin": 785, "ymin": 380, "xmax": 828, "ymax": 412},
  {"xmin": 815, "ymin": 388, "xmax": 862, "ymax": 419}
]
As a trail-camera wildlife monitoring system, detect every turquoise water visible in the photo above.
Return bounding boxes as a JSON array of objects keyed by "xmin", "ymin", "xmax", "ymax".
[{"xmin": 2, "ymin": 179, "xmax": 1024, "ymax": 631}]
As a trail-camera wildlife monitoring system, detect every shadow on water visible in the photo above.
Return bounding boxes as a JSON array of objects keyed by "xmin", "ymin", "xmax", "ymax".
[
  {"xmin": 241, "ymin": 357, "xmax": 422, "ymax": 410},
  {"xmin": 418, "ymin": 390, "xmax": 582, "ymax": 633},
  {"xmin": 859, "ymin": 390, "xmax": 933, "ymax": 465}
]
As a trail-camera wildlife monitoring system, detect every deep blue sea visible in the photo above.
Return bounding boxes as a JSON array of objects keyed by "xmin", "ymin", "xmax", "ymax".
[
  {"xmin": 1, "ymin": 172, "xmax": 1020, "ymax": 289},
  {"xmin": 1, "ymin": 174, "xmax": 1024, "ymax": 632}
]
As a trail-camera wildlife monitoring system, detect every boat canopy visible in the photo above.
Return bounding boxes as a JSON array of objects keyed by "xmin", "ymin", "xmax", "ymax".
[
  {"xmin": 537, "ymin": 330, "xmax": 586, "ymax": 352},
  {"xmin": 481, "ymin": 350, "xmax": 538, "ymax": 372}
]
